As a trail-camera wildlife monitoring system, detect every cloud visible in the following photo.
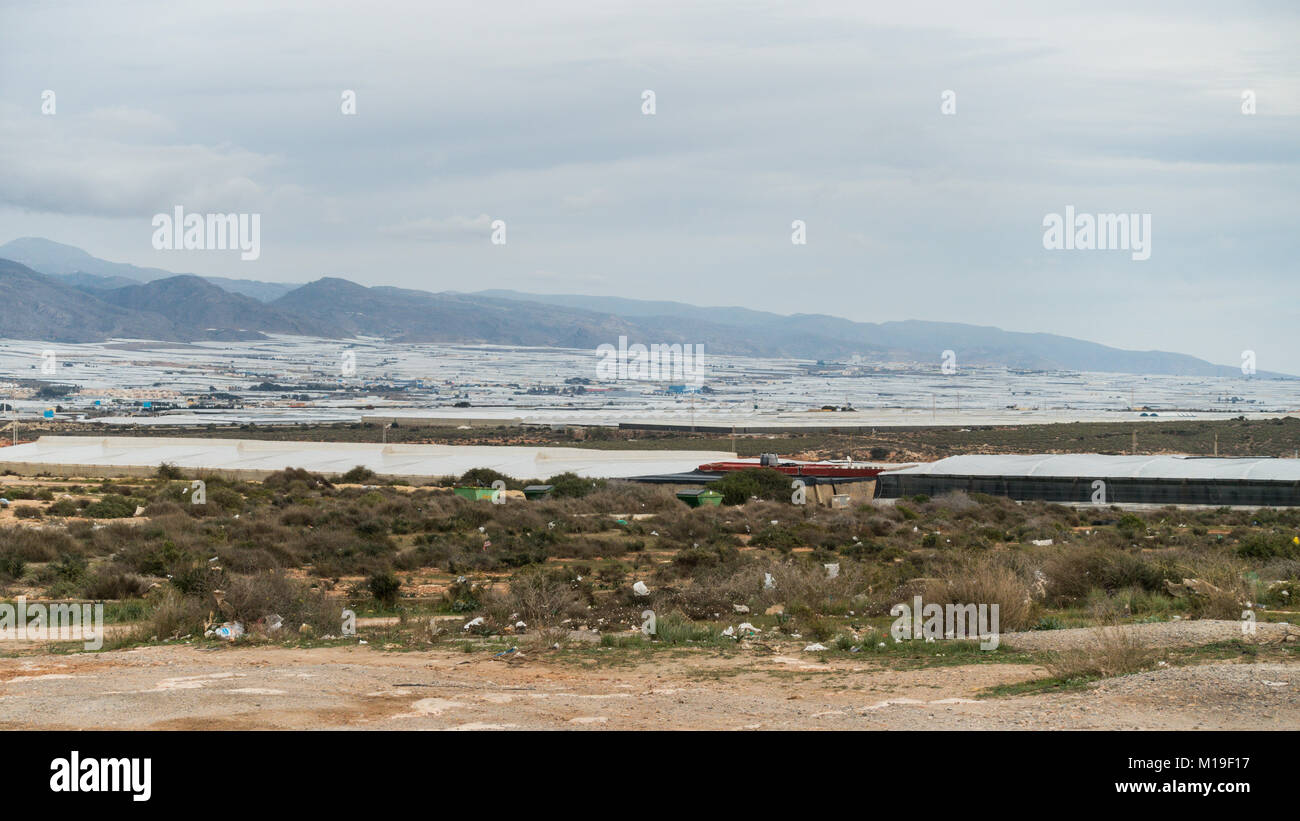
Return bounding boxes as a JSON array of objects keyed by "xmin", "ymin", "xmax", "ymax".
[
  {"xmin": 0, "ymin": 104, "xmax": 276, "ymax": 218},
  {"xmin": 377, "ymin": 214, "xmax": 493, "ymax": 241}
]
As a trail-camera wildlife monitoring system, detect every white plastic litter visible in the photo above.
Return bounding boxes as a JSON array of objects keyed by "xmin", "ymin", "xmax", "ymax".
[
  {"xmin": 462, "ymin": 616, "xmax": 486, "ymax": 630},
  {"xmin": 208, "ymin": 622, "xmax": 244, "ymax": 641},
  {"xmin": 632, "ymin": 581, "xmax": 650, "ymax": 596},
  {"xmin": 803, "ymin": 643, "xmax": 828, "ymax": 652}
]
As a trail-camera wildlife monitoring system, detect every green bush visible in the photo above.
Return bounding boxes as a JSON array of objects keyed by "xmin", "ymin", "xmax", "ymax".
[
  {"xmin": 544, "ymin": 472, "xmax": 604, "ymax": 499},
  {"xmin": 751, "ymin": 525, "xmax": 801, "ymax": 552},
  {"xmin": 366, "ymin": 570, "xmax": 402, "ymax": 607},
  {"xmin": 1116, "ymin": 513, "xmax": 1146, "ymax": 539},
  {"xmin": 711, "ymin": 468, "xmax": 791, "ymax": 505},
  {"xmin": 340, "ymin": 465, "xmax": 378, "ymax": 484},
  {"xmin": 458, "ymin": 468, "xmax": 517, "ymax": 489},
  {"xmin": 0, "ymin": 555, "xmax": 25, "ymax": 580},
  {"xmin": 47, "ymin": 499, "xmax": 79, "ymax": 517},
  {"xmin": 83, "ymin": 494, "xmax": 138, "ymax": 519},
  {"xmin": 1236, "ymin": 533, "xmax": 1298, "ymax": 560},
  {"xmin": 156, "ymin": 462, "xmax": 185, "ymax": 480}
]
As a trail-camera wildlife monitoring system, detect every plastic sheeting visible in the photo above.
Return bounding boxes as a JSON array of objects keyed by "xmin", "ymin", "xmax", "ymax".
[{"xmin": 0, "ymin": 436, "xmax": 735, "ymax": 481}]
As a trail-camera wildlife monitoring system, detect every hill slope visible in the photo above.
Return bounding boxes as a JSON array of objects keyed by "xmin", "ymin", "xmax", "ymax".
[
  {"xmin": 476, "ymin": 289, "xmax": 1252, "ymax": 376},
  {"xmin": 98, "ymin": 276, "xmax": 340, "ymax": 338},
  {"xmin": 0, "ymin": 259, "xmax": 188, "ymax": 342}
]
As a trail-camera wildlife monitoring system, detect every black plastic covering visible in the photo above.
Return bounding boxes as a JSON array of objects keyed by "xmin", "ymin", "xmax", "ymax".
[{"xmin": 876, "ymin": 474, "xmax": 1300, "ymax": 506}]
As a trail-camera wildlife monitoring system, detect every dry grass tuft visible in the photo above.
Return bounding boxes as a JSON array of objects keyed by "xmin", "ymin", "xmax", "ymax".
[{"xmin": 1045, "ymin": 625, "xmax": 1159, "ymax": 680}]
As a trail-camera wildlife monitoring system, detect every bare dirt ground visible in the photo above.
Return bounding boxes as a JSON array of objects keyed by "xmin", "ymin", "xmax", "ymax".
[{"xmin": 0, "ymin": 621, "xmax": 1295, "ymax": 730}]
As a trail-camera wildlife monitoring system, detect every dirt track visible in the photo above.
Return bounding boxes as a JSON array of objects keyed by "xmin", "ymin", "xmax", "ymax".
[{"xmin": 0, "ymin": 621, "xmax": 1296, "ymax": 730}]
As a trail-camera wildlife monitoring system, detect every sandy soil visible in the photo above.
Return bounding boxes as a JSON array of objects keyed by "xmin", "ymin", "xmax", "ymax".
[{"xmin": 0, "ymin": 621, "xmax": 1295, "ymax": 730}]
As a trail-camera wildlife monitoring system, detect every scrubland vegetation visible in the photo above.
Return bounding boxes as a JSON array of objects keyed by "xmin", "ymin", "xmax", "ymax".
[{"xmin": 1, "ymin": 464, "xmax": 1297, "ymax": 689}]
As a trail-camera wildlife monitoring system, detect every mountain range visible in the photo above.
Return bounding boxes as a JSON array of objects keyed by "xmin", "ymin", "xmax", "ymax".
[{"xmin": 0, "ymin": 237, "xmax": 1281, "ymax": 377}]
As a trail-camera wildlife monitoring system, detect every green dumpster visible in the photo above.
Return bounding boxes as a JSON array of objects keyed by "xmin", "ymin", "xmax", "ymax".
[
  {"xmin": 523, "ymin": 484, "xmax": 554, "ymax": 500},
  {"xmin": 676, "ymin": 488, "xmax": 723, "ymax": 507}
]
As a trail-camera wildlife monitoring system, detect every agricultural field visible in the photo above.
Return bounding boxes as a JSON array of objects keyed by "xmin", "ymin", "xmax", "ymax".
[{"xmin": 0, "ymin": 463, "xmax": 1297, "ymax": 729}]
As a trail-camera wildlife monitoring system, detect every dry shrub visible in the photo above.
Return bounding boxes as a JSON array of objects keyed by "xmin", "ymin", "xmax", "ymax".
[
  {"xmin": 1040, "ymin": 545, "xmax": 1169, "ymax": 605},
  {"xmin": 524, "ymin": 624, "xmax": 571, "ymax": 652},
  {"xmin": 549, "ymin": 536, "xmax": 628, "ymax": 560},
  {"xmin": 760, "ymin": 559, "xmax": 885, "ymax": 616},
  {"xmin": 482, "ymin": 503, "xmax": 547, "ymax": 533},
  {"xmin": 648, "ymin": 504, "xmax": 734, "ymax": 542},
  {"xmin": 484, "ymin": 566, "xmax": 585, "ymax": 627},
  {"xmin": 658, "ymin": 562, "xmax": 768, "ymax": 619},
  {"xmin": 1045, "ymin": 625, "xmax": 1159, "ymax": 680},
  {"xmin": 1, "ymin": 528, "xmax": 79, "ymax": 562},
  {"xmin": 139, "ymin": 587, "xmax": 209, "ymax": 640},
  {"xmin": 864, "ymin": 516, "xmax": 895, "ymax": 537},
  {"xmin": 221, "ymin": 571, "xmax": 343, "ymax": 635},
  {"xmin": 928, "ymin": 491, "xmax": 979, "ymax": 514},
  {"xmin": 1174, "ymin": 557, "xmax": 1251, "ymax": 620},
  {"xmin": 579, "ymin": 481, "xmax": 676, "ymax": 513},
  {"xmin": 925, "ymin": 558, "xmax": 1036, "ymax": 631},
  {"xmin": 81, "ymin": 565, "xmax": 152, "ymax": 599}
]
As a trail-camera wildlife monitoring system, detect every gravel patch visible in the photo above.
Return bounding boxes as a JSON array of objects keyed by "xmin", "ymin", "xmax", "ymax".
[{"xmin": 1001, "ymin": 619, "xmax": 1299, "ymax": 652}]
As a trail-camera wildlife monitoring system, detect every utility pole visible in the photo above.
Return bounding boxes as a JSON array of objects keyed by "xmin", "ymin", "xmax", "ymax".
[
  {"xmin": 1132, "ymin": 429, "xmax": 1137, "ymax": 454},
  {"xmin": 1214, "ymin": 432, "xmax": 1218, "ymax": 457}
]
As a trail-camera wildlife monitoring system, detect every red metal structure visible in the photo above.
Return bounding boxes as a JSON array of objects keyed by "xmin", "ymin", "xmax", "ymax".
[{"xmin": 696, "ymin": 453, "xmax": 895, "ymax": 479}]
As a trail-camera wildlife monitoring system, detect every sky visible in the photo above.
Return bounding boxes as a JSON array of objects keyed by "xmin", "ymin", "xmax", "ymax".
[{"xmin": 1, "ymin": 0, "xmax": 1297, "ymax": 370}]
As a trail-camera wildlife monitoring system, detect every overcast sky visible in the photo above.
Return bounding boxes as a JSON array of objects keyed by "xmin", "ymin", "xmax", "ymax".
[{"xmin": 1, "ymin": 1, "xmax": 1297, "ymax": 370}]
